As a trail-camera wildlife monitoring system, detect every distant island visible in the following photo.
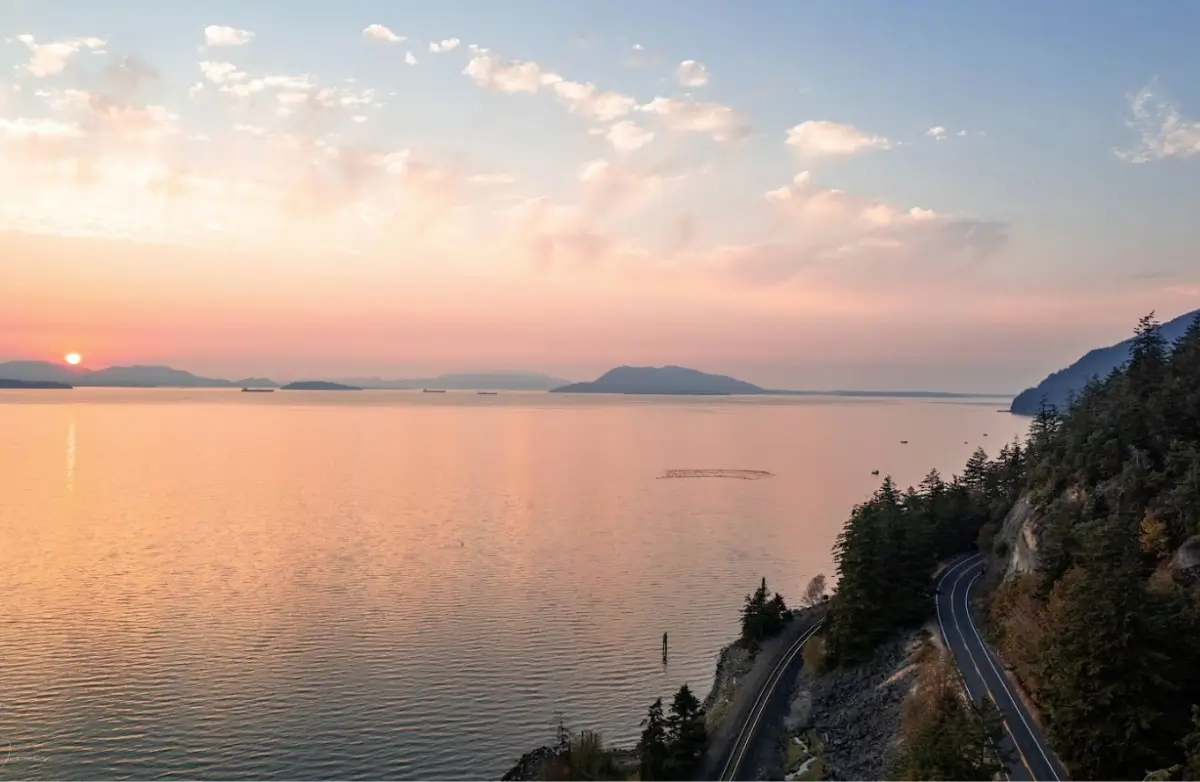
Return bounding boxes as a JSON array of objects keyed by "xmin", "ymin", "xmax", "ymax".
[
  {"xmin": 236, "ymin": 377, "xmax": 280, "ymax": 389},
  {"xmin": 550, "ymin": 365, "xmax": 1006, "ymax": 398},
  {"xmin": 0, "ymin": 378, "xmax": 72, "ymax": 389},
  {"xmin": 551, "ymin": 365, "xmax": 766, "ymax": 395},
  {"xmin": 1010, "ymin": 307, "xmax": 1198, "ymax": 415},
  {"xmin": 280, "ymin": 381, "xmax": 361, "ymax": 391}
]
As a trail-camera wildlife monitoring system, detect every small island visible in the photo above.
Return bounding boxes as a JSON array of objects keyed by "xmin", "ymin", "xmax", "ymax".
[
  {"xmin": 280, "ymin": 381, "xmax": 362, "ymax": 391},
  {"xmin": 550, "ymin": 365, "xmax": 765, "ymax": 396},
  {"xmin": 0, "ymin": 379, "xmax": 73, "ymax": 389}
]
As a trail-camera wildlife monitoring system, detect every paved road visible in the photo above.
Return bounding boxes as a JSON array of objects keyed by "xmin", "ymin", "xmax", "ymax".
[
  {"xmin": 937, "ymin": 554, "xmax": 1070, "ymax": 781},
  {"xmin": 696, "ymin": 607, "xmax": 826, "ymax": 781}
]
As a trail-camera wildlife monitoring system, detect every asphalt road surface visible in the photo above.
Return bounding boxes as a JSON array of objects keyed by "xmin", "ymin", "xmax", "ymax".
[
  {"xmin": 696, "ymin": 607, "xmax": 826, "ymax": 781},
  {"xmin": 937, "ymin": 554, "xmax": 1071, "ymax": 781}
]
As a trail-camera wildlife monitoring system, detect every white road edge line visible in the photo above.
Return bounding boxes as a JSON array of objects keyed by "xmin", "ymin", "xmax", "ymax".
[
  {"xmin": 940, "ymin": 554, "xmax": 1011, "ymax": 782},
  {"xmin": 964, "ymin": 570, "xmax": 1062, "ymax": 782},
  {"xmin": 720, "ymin": 619, "xmax": 823, "ymax": 781}
]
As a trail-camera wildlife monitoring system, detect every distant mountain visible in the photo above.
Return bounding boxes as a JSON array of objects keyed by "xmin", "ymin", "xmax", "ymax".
[
  {"xmin": 339, "ymin": 372, "xmax": 571, "ymax": 391},
  {"xmin": 0, "ymin": 378, "xmax": 73, "ymax": 389},
  {"xmin": 1010, "ymin": 309, "xmax": 1199, "ymax": 415},
  {"xmin": 85, "ymin": 365, "xmax": 234, "ymax": 388},
  {"xmin": 236, "ymin": 377, "xmax": 280, "ymax": 389},
  {"xmin": 551, "ymin": 365, "xmax": 765, "ymax": 395},
  {"xmin": 281, "ymin": 381, "xmax": 361, "ymax": 391},
  {"xmin": 0, "ymin": 361, "xmax": 233, "ymax": 387},
  {"xmin": 0, "ymin": 360, "xmax": 85, "ymax": 384}
]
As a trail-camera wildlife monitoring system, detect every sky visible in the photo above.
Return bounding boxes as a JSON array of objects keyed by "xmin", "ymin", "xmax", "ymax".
[{"xmin": 2, "ymin": 0, "xmax": 1199, "ymax": 392}]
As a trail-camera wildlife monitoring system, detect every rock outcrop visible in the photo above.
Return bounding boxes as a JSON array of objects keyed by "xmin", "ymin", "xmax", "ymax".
[{"xmin": 1170, "ymin": 535, "xmax": 1200, "ymax": 587}]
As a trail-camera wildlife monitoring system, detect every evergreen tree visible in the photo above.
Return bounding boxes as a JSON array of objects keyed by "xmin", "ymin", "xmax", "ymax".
[
  {"xmin": 665, "ymin": 685, "xmax": 707, "ymax": 779},
  {"xmin": 637, "ymin": 698, "xmax": 669, "ymax": 781}
]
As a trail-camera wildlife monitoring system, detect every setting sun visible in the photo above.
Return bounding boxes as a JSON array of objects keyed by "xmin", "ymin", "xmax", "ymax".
[{"xmin": 64, "ymin": 353, "xmax": 82, "ymax": 366}]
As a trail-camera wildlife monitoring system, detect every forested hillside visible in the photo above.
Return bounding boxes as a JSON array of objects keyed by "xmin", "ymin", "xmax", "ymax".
[{"xmin": 827, "ymin": 312, "xmax": 1200, "ymax": 780}]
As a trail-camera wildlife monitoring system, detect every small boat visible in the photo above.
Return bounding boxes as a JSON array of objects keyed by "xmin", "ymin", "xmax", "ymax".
[
  {"xmin": 423, "ymin": 389, "xmax": 446, "ymax": 394},
  {"xmin": 477, "ymin": 391, "xmax": 498, "ymax": 395},
  {"xmin": 242, "ymin": 388, "xmax": 275, "ymax": 393},
  {"xmin": 900, "ymin": 440, "xmax": 909, "ymax": 444}
]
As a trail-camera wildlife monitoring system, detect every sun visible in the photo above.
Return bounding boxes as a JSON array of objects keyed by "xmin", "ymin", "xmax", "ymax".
[{"xmin": 64, "ymin": 352, "xmax": 82, "ymax": 366}]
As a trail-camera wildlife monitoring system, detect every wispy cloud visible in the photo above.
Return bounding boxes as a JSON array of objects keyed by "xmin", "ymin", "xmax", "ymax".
[
  {"xmin": 1118, "ymin": 79, "xmax": 1200, "ymax": 163},
  {"xmin": 605, "ymin": 120, "xmax": 654, "ymax": 152},
  {"xmin": 14, "ymin": 34, "xmax": 106, "ymax": 77},
  {"xmin": 429, "ymin": 38, "xmax": 460, "ymax": 53},
  {"xmin": 676, "ymin": 60, "xmax": 709, "ymax": 87},
  {"xmin": 639, "ymin": 96, "xmax": 747, "ymax": 142},
  {"xmin": 926, "ymin": 125, "xmax": 947, "ymax": 141}
]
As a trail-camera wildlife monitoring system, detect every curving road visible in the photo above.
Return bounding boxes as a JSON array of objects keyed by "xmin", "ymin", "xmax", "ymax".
[
  {"xmin": 697, "ymin": 607, "xmax": 826, "ymax": 781},
  {"xmin": 936, "ymin": 554, "xmax": 1070, "ymax": 781}
]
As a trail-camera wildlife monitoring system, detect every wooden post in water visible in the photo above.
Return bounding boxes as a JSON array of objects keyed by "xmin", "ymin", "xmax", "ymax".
[{"xmin": 662, "ymin": 631, "xmax": 668, "ymax": 664}]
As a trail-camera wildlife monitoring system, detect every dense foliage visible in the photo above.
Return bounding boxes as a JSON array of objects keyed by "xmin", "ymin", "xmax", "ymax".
[
  {"xmin": 825, "ymin": 314, "xmax": 1200, "ymax": 782},
  {"xmin": 636, "ymin": 685, "xmax": 708, "ymax": 780},
  {"xmin": 986, "ymin": 313, "xmax": 1200, "ymax": 780},
  {"xmin": 739, "ymin": 576, "xmax": 792, "ymax": 652},
  {"xmin": 888, "ymin": 644, "xmax": 1010, "ymax": 781},
  {"xmin": 830, "ymin": 312, "xmax": 1200, "ymax": 779},
  {"xmin": 826, "ymin": 446, "xmax": 1024, "ymax": 663}
]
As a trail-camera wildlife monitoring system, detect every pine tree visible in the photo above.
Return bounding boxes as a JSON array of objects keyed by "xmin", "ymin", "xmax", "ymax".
[
  {"xmin": 665, "ymin": 685, "xmax": 707, "ymax": 779},
  {"xmin": 637, "ymin": 698, "xmax": 669, "ymax": 781}
]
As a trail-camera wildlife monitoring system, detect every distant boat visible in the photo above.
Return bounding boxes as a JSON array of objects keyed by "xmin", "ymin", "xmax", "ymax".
[
  {"xmin": 900, "ymin": 440, "xmax": 909, "ymax": 444},
  {"xmin": 242, "ymin": 388, "xmax": 275, "ymax": 393},
  {"xmin": 423, "ymin": 389, "xmax": 446, "ymax": 394},
  {"xmin": 477, "ymin": 391, "xmax": 498, "ymax": 395}
]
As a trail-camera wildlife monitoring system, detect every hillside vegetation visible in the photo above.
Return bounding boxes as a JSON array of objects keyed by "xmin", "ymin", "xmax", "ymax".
[{"xmin": 825, "ymin": 312, "xmax": 1200, "ymax": 779}]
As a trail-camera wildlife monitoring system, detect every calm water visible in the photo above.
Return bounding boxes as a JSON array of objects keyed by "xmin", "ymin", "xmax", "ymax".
[{"xmin": 0, "ymin": 390, "xmax": 1028, "ymax": 779}]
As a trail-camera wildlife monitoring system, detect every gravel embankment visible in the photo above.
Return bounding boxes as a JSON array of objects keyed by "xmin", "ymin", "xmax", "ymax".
[{"xmin": 744, "ymin": 631, "xmax": 923, "ymax": 780}]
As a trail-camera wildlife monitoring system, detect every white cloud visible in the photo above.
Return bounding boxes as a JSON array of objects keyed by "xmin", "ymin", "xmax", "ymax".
[
  {"xmin": 956, "ymin": 130, "xmax": 967, "ymax": 137},
  {"xmin": 362, "ymin": 24, "xmax": 403, "ymax": 43},
  {"xmin": 676, "ymin": 60, "xmax": 709, "ymax": 87},
  {"xmin": 785, "ymin": 120, "xmax": 891, "ymax": 157},
  {"xmin": 405, "ymin": 51, "xmax": 417, "ymax": 66},
  {"xmin": 545, "ymin": 78, "xmax": 636, "ymax": 121},
  {"xmin": 462, "ymin": 49, "xmax": 636, "ymax": 122},
  {"xmin": 605, "ymin": 120, "xmax": 654, "ymax": 152},
  {"xmin": 14, "ymin": 34, "xmax": 106, "ymax": 77},
  {"xmin": 199, "ymin": 61, "xmax": 246, "ymax": 84},
  {"xmin": 204, "ymin": 25, "xmax": 255, "ymax": 47},
  {"xmin": 1118, "ymin": 80, "xmax": 1200, "ymax": 164},
  {"xmin": 351, "ymin": 115, "xmax": 368, "ymax": 124},
  {"xmin": 468, "ymin": 172, "xmax": 517, "ymax": 185},
  {"xmin": 725, "ymin": 171, "xmax": 1008, "ymax": 286},
  {"xmin": 639, "ymin": 96, "xmax": 747, "ymax": 142},
  {"xmin": 429, "ymin": 38, "xmax": 461, "ymax": 53},
  {"xmin": 0, "ymin": 116, "xmax": 83, "ymax": 139},
  {"xmin": 463, "ymin": 52, "xmax": 551, "ymax": 93},
  {"xmin": 926, "ymin": 125, "xmax": 947, "ymax": 140}
]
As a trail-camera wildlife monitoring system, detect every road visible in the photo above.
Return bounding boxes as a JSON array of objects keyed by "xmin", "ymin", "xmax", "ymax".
[
  {"xmin": 696, "ymin": 607, "xmax": 826, "ymax": 781},
  {"xmin": 936, "ymin": 554, "xmax": 1071, "ymax": 781}
]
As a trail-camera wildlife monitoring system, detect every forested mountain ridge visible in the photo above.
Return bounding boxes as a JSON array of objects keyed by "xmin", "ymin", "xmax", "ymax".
[
  {"xmin": 821, "ymin": 312, "xmax": 1200, "ymax": 780},
  {"xmin": 1010, "ymin": 308, "xmax": 1198, "ymax": 415}
]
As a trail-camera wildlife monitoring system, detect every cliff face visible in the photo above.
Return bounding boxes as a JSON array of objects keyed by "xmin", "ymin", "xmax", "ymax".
[{"xmin": 997, "ymin": 494, "xmax": 1042, "ymax": 577}]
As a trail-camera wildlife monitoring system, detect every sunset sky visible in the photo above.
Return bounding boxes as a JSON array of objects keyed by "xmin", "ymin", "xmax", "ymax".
[{"xmin": 2, "ymin": 0, "xmax": 1199, "ymax": 391}]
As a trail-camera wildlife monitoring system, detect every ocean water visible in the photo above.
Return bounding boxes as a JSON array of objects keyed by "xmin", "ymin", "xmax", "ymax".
[{"xmin": 0, "ymin": 389, "xmax": 1028, "ymax": 779}]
